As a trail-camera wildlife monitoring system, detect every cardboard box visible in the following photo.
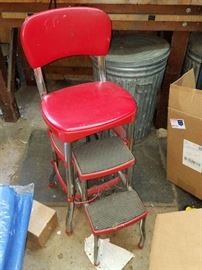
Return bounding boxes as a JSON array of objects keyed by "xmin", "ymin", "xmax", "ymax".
[
  {"xmin": 149, "ymin": 209, "xmax": 202, "ymax": 270},
  {"xmin": 167, "ymin": 69, "xmax": 202, "ymax": 199},
  {"xmin": 27, "ymin": 200, "xmax": 58, "ymax": 249}
]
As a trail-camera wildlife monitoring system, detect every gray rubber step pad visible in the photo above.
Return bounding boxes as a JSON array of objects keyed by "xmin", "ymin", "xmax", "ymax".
[
  {"xmin": 73, "ymin": 136, "xmax": 134, "ymax": 175},
  {"xmin": 85, "ymin": 190, "xmax": 145, "ymax": 231}
]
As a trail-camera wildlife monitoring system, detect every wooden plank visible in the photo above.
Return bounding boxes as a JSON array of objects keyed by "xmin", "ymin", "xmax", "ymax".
[
  {"xmin": 0, "ymin": 17, "xmax": 201, "ymax": 32},
  {"xmin": 0, "ymin": 3, "xmax": 201, "ymax": 15},
  {"xmin": 1, "ymin": 12, "xmax": 27, "ymax": 18},
  {"xmin": 110, "ymin": 14, "xmax": 202, "ymax": 22},
  {"xmin": 6, "ymin": 27, "xmax": 20, "ymax": 121},
  {"xmin": 0, "ymin": 71, "xmax": 11, "ymax": 120},
  {"xmin": 0, "ymin": 17, "xmax": 23, "ymax": 27},
  {"xmin": 99, "ymin": 4, "xmax": 202, "ymax": 14},
  {"xmin": 7, "ymin": 28, "xmax": 18, "ymax": 95},
  {"xmin": 155, "ymin": 31, "xmax": 190, "ymax": 128},
  {"xmin": 156, "ymin": 15, "xmax": 202, "ymax": 22},
  {"xmin": 0, "ymin": 28, "xmax": 20, "ymax": 121},
  {"xmin": 4, "ymin": 12, "xmax": 202, "ymax": 22},
  {"xmin": 0, "ymin": 44, "xmax": 7, "ymax": 83},
  {"xmin": 112, "ymin": 21, "xmax": 202, "ymax": 31},
  {"xmin": 0, "ymin": 0, "xmax": 201, "ymax": 5}
]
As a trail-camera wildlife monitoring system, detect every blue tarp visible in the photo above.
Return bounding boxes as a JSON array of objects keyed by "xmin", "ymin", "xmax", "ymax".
[{"xmin": 0, "ymin": 184, "xmax": 33, "ymax": 270}]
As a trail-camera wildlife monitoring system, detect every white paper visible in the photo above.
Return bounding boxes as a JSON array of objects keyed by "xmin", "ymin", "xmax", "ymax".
[
  {"xmin": 170, "ymin": 119, "xmax": 186, "ymax": 129},
  {"xmin": 84, "ymin": 234, "xmax": 134, "ymax": 270},
  {"xmin": 183, "ymin": 139, "xmax": 202, "ymax": 173}
]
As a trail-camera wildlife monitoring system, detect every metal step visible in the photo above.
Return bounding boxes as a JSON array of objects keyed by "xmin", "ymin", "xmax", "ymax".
[
  {"xmin": 73, "ymin": 136, "xmax": 134, "ymax": 176},
  {"xmin": 85, "ymin": 189, "xmax": 146, "ymax": 233}
]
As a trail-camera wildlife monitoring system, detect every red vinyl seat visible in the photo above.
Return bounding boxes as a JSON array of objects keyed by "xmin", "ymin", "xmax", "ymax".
[{"xmin": 42, "ymin": 81, "xmax": 136, "ymax": 142}]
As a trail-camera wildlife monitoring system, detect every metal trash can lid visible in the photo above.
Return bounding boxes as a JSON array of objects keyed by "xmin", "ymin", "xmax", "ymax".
[
  {"xmin": 187, "ymin": 32, "xmax": 202, "ymax": 62},
  {"xmin": 106, "ymin": 34, "xmax": 170, "ymax": 67}
]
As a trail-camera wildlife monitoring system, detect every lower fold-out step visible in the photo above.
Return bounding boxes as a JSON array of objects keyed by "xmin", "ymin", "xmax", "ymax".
[{"xmin": 85, "ymin": 189, "xmax": 147, "ymax": 235}]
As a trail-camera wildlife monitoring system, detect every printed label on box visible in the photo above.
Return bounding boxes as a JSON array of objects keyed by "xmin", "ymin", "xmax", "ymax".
[
  {"xmin": 170, "ymin": 119, "xmax": 186, "ymax": 129},
  {"xmin": 183, "ymin": 140, "xmax": 202, "ymax": 173}
]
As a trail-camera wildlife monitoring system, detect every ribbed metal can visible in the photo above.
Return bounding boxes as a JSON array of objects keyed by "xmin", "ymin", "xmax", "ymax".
[
  {"xmin": 183, "ymin": 33, "xmax": 202, "ymax": 89},
  {"xmin": 92, "ymin": 34, "xmax": 170, "ymax": 142}
]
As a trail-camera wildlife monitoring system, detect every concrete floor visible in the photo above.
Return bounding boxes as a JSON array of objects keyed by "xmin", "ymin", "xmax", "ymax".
[{"xmin": 0, "ymin": 83, "xmax": 178, "ymax": 270}]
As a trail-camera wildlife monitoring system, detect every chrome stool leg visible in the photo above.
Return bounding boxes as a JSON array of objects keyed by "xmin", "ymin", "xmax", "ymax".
[
  {"xmin": 66, "ymin": 202, "xmax": 75, "ymax": 234},
  {"xmin": 81, "ymin": 181, "xmax": 87, "ymax": 201},
  {"xmin": 127, "ymin": 123, "xmax": 135, "ymax": 187},
  {"xmin": 138, "ymin": 218, "xmax": 146, "ymax": 249},
  {"xmin": 64, "ymin": 142, "xmax": 75, "ymax": 234},
  {"xmin": 80, "ymin": 180, "xmax": 100, "ymax": 265},
  {"xmin": 94, "ymin": 235, "xmax": 100, "ymax": 266}
]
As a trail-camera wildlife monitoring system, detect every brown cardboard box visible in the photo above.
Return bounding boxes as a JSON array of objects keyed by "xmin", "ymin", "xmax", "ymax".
[
  {"xmin": 149, "ymin": 209, "xmax": 202, "ymax": 270},
  {"xmin": 27, "ymin": 200, "xmax": 58, "ymax": 249},
  {"xmin": 167, "ymin": 69, "xmax": 202, "ymax": 199}
]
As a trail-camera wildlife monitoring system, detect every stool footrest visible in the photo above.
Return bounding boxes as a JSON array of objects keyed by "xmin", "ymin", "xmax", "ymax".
[
  {"xmin": 73, "ymin": 136, "xmax": 135, "ymax": 179},
  {"xmin": 85, "ymin": 189, "xmax": 146, "ymax": 234}
]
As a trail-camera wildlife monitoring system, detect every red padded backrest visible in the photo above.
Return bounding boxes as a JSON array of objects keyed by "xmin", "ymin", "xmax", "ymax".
[{"xmin": 20, "ymin": 7, "xmax": 111, "ymax": 68}]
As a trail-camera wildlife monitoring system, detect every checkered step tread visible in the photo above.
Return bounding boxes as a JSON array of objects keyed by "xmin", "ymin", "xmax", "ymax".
[
  {"xmin": 73, "ymin": 136, "xmax": 134, "ymax": 175},
  {"xmin": 85, "ymin": 190, "xmax": 145, "ymax": 231}
]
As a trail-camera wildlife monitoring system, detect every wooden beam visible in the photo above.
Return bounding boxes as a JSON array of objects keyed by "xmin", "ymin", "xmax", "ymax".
[
  {"xmin": 0, "ymin": 0, "xmax": 200, "ymax": 5},
  {"xmin": 110, "ymin": 14, "xmax": 202, "ymax": 22},
  {"xmin": 155, "ymin": 31, "xmax": 190, "ymax": 128},
  {"xmin": 0, "ymin": 27, "xmax": 20, "ymax": 122},
  {"xmin": 0, "ymin": 44, "xmax": 7, "ymax": 83},
  {"xmin": 0, "ymin": 3, "xmax": 201, "ymax": 15},
  {"xmin": 2, "ymin": 12, "xmax": 202, "ymax": 23},
  {"xmin": 0, "ymin": 18, "xmax": 23, "ymax": 27},
  {"xmin": 7, "ymin": 28, "xmax": 18, "ymax": 94},
  {"xmin": 112, "ymin": 21, "xmax": 202, "ymax": 31},
  {"xmin": 0, "ymin": 71, "xmax": 20, "ymax": 122},
  {"xmin": 72, "ymin": 4, "xmax": 202, "ymax": 15},
  {"xmin": 0, "ymin": 17, "xmax": 201, "ymax": 32}
]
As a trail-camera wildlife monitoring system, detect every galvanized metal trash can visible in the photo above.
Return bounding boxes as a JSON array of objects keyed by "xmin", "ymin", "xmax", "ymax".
[
  {"xmin": 92, "ymin": 34, "xmax": 170, "ymax": 142},
  {"xmin": 183, "ymin": 33, "xmax": 202, "ymax": 89}
]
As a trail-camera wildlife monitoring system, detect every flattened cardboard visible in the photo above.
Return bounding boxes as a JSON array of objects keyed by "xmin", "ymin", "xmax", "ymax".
[
  {"xmin": 167, "ymin": 69, "xmax": 202, "ymax": 199},
  {"xmin": 149, "ymin": 209, "xmax": 202, "ymax": 270},
  {"xmin": 27, "ymin": 200, "xmax": 58, "ymax": 249}
]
